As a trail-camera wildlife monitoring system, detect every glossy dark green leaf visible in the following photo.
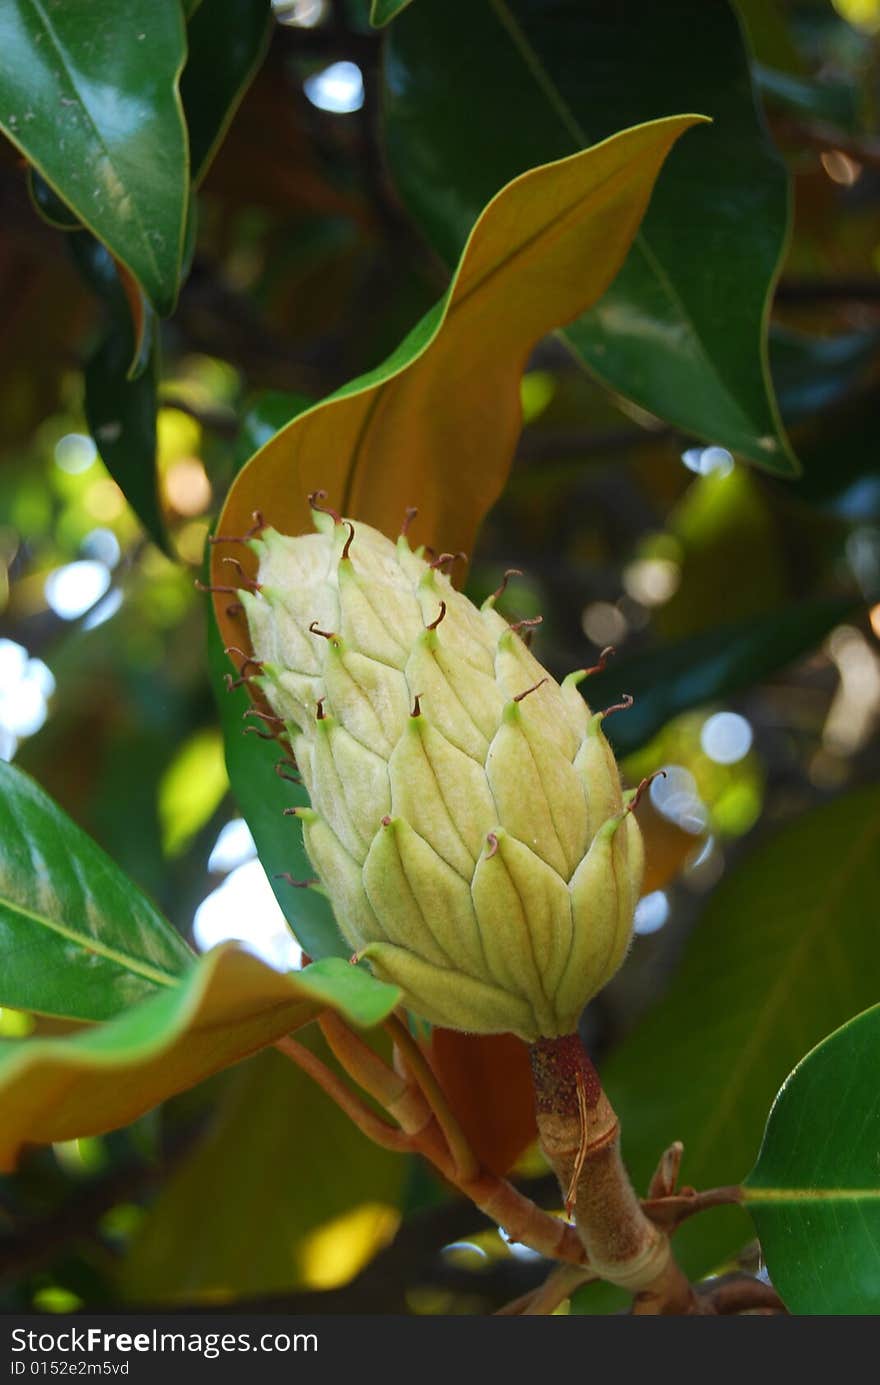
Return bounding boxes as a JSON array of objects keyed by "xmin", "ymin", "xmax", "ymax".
[
  {"xmin": 207, "ymin": 604, "xmax": 348, "ymax": 962},
  {"xmin": 745, "ymin": 1004, "xmax": 880, "ymax": 1314},
  {"xmin": 84, "ymin": 315, "xmax": 166, "ymax": 554},
  {"xmin": 0, "ymin": 760, "xmax": 193, "ymax": 1023},
  {"xmin": 602, "ymin": 785, "xmax": 880, "ymax": 1285},
  {"xmin": 0, "ymin": 1, "xmax": 189, "ymax": 315},
  {"xmin": 182, "ymin": 0, "xmax": 273, "ymax": 186},
  {"xmin": 384, "ymin": 0, "xmax": 796, "ymax": 473},
  {"xmin": 584, "ymin": 597, "xmax": 854, "ymax": 756},
  {"xmin": 121, "ymin": 1043, "xmax": 405, "ymax": 1301},
  {"xmin": 0, "ymin": 944, "xmax": 401, "ymax": 1171}
]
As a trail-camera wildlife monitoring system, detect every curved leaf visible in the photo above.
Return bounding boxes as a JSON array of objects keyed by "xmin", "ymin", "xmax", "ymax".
[
  {"xmin": 0, "ymin": 760, "xmax": 192, "ymax": 1023},
  {"xmin": 384, "ymin": 0, "xmax": 795, "ymax": 473},
  {"xmin": 0, "ymin": 944, "xmax": 401, "ymax": 1172},
  {"xmin": 602, "ymin": 785, "xmax": 880, "ymax": 1285},
  {"xmin": 182, "ymin": 0, "xmax": 273, "ymax": 186},
  {"xmin": 0, "ymin": 1, "xmax": 189, "ymax": 315},
  {"xmin": 745, "ymin": 1004, "xmax": 880, "ymax": 1314},
  {"xmin": 211, "ymin": 114, "xmax": 704, "ymax": 659}
]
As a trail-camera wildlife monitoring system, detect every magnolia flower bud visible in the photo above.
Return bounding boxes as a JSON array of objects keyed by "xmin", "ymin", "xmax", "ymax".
[{"xmin": 237, "ymin": 503, "xmax": 643, "ymax": 1042}]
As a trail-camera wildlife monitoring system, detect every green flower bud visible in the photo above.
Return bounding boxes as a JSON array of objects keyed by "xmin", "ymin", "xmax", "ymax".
[{"xmin": 240, "ymin": 506, "xmax": 644, "ymax": 1042}]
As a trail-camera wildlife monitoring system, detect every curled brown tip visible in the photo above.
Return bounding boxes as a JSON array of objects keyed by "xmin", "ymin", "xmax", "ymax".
[
  {"xmin": 308, "ymin": 490, "xmax": 342, "ymax": 525},
  {"xmin": 485, "ymin": 832, "xmax": 499, "ymax": 859},
  {"xmin": 584, "ymin": 646, "xmax": 615, "ymax": 678},
  {"xmin": 282, "ymin": 806, "xmax": 300, "ymax": 817},
  {"xmin": 626, "ymin": 768, "xmax": 666, "ymax": 816},
  {"xmin": 309, "ymin": 620, "xmax": 337, "ymax": 641},
  {"xmin": 601, "ymin": 693, "xmax": 634, "ymax": 719},
  {"xmin": 341, "ymin": 520, "xmax": 355, "ymax": 560},
  {"xmin": 491, "ymin": 568, "xmax": 524, "ymax": 604},
  {"xmin": 194, "ymin": 580, "xmax": 238, "ymax": 596},
  {"xmin": 411, "ymin": 693, "xmax": 423, "ymax": 718},
  {"xmin": 221, "ymin": 556, "xmax": 261, "ymax": 592},
  {"xmin": 243, "ymin": 708, "xmax": 283, "ymax": 725},
  {"xmin": 224, "ymin": 672, "xmax": 247, "ymax": 692},
  {"xmin": 274, "ymin": 873, "xmax": 318, "ymax": 889},
  {"xmin": 381, "ymin": 814, "xmax": 393, "ymax": 827},
  {"xmin": 428, "ymin": 551, "xmax": 467, "ymax": 573},
  {"xmin": 401, "ymin": 506, "xmax": 418, "ymax": 536},
  {"xmin": 426, "ymin": 600, "xmax": 447, "ymax": 631},
  {"xmin": 274, "ymin": 761, "xmax": 301, "ymax": 784},
  {"xmin": 316, "ymin": 697, "xmax": 326, "ymax": 721},
  {"xmin": 508, "ymin": 615, "xmax": 543, "ymax": 637},
  {"xmin": 243, "ymin": 726, "xmax": 275, "ymax": 740},
  {"xmin": 513, "ymin": 677, "xmax": 548, "ymax": 703},
  {"xmin": 208, "ymin": 511, "xmax": 265, "ymax": 546},
  {"xmin": 224, "ymin": 649, "xmax": 263, "ymax": 678}
]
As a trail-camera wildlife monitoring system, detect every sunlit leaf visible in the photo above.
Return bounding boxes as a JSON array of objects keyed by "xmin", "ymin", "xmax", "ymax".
[
  {"xmin": 745, "ymin": 1003, "xmax": 880, "ymax": 1314},
  {"xmin": 158, "ymin": 727, "xmax": 229, "ymax": 857},
  {"xmin": 370, "ymin": 0, "xmax": 414, "ymax": 23},
  {"xmin": 0, "ymin": 760, "xmax": 193, "ymax": 1023},
  {"xmin": 0, "ymin": 944, "xmax": 401, "ymax": 1172},
  {"xmin": 0, "ymin": 0, "xmax": 189, "ymax": 315},
  {"xmin": 384, "ymin": 0, "xmax": 796, "ymax": 472},
  {"xmin": 211, "ymin": 115, "xmax": 703, "ymax": 652}
]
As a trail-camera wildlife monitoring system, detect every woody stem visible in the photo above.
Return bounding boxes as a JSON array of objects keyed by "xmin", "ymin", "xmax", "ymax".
[{"xmin": 528, "ymin": 1033, "xmax": 698, "ymax": 1314}]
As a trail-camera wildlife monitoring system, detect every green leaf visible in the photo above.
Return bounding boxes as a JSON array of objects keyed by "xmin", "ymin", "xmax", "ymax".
[
  {"xmin": 585, "ymin": 597, "xmax": 856, "ymax": 757},
  {"xmin": 745, "ymin": 1004, "xmax": 880, "ymax": 1314},
  {"xmin": 602, "ymin": 785, "xmax": 880, "ymax": 1284},
  {"xmin": 84, "ymin": 316, "xmax": 166, "ymax": 553},
  {"xmin": 0, "ymin": 945, "xmax": 401, "ymax": 1172},
  {"xmin": 182, "ymin": 0, "xmax": 273, "ymax": 186},
  {"xmin": 208, "ymin": 607, "xmax": 348, "ymax": 962},
  {"xmin": 0, "ymin": 760, "xmax": 193, "ymax": 1023},
  {"xmin": 212, "ymin": 115, "xmax": 704, "ymax": 654},
  {"xmin": 0, "ymin": 1, "xmax": 189, "ymax": 315},
  {"xmin": 371, "ymin": 0, "xmax": 414, "ymax": 23},
  {"xmin": 384, "ymin": 0, "xmax": 796, "ymax": 473},
  {"xmin": 121, "ymin": 1043, "xmax": 405, "ymax": 1301}
]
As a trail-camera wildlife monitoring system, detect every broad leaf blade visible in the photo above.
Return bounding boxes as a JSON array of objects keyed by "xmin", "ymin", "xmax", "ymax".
[
  {"xmin": 0, "ymin": 945, "xmax": 401, "ymax": 1172},
  {"xmin": 0, "ymin": 760, "xmax": 192, "ymax": 1022},
  {"xmin": 384, "ymin": 0, "xmax": 795, "ymax": 473},
  {"xmin": 211, "ymin": 115, "xmax": 703, "ymax": 658},
  {"xmin": 601, "ymin": 785, "xmax": 880, "ymax": 1285},
  {"xmin": 745, "ymin": 1004, "xmax": 880, "ymax": 1314},
  {"xmin": 0, "ymin": 1, "xmax": 189, "ymax": 315}
]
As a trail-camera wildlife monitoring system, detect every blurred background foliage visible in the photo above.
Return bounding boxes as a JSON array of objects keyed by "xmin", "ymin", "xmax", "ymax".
[{"xmin": 1, "ymin": 0, "xmax": 879, "ymax": 1315}]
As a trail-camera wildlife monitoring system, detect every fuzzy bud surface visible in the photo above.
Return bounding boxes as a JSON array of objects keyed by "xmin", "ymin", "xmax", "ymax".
[{"xmin": 239, "ymin": 508, "xmax": 643, "ymax": 1041}]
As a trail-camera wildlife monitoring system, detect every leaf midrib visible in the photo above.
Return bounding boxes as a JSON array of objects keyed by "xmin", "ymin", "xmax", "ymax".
[
  {"xmin": 0, "ymin": 892, "xmax": 180, "ymax": 991},
  {"xmin": 485, "ymin": 0, "xmax": 763, "ymax": 435},
  {"xmin": 745, "ymin": 1187, "xmax": 880, "ymax": 1204}
]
